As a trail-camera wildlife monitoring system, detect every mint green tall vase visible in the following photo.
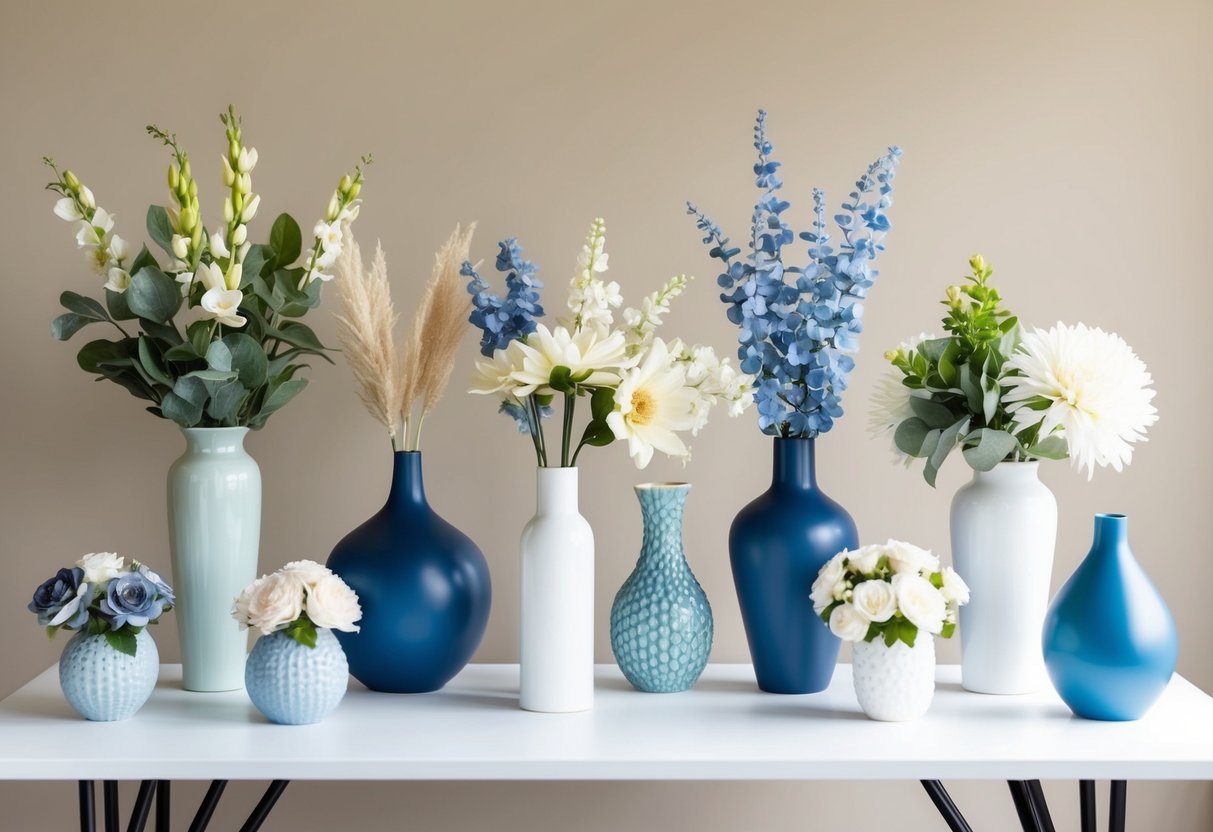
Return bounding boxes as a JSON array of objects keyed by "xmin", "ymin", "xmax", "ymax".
[{"xmin": 168, "ymin": 427, "xmax": 261, "ymax": 691}]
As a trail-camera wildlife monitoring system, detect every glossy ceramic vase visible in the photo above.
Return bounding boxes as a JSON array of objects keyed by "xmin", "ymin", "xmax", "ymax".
[
  {"xmin": 730, "ymin": 438, "xmax": 858, "ymax": 694},
  {"xmin": 245, "ymin": 629, "xmax": 350, "ymax": 725},
  {"xmin": 851, "ymin": 636, "xmax": 936, "ymax": 722},
  {"xmin": 327, "ymin": 452, "xmax": 491, "ymax": 693},
  {"xmin": 610, "ymin": 483, "xmax": 713, "ymax": 693},
  {"xmin": 520, "ymin": 467, "xmax": 594, "ymax": 713},
  {"xmin": 951, "ymin": 461, "xmax": 1056, "ymax": 694},
  {"xmin": 1042, "ymin": 513, "xmax": 1178, "ymax": 721},
  {"xmin": 167, "ymin": 427, "xmax": 261, "ymax": 692},
  {"xmin": 59, "ymin": 630, "xmax": 159, "ymax": 721}
]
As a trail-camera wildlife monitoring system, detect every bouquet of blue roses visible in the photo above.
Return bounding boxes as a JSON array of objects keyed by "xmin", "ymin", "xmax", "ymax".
[{"xmin": 29, "ymin": 553, "xmax": 174, "ymax": 656}]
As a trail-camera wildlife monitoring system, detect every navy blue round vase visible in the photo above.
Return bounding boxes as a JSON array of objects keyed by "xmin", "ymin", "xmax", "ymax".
[
  {"xmin": 730, "ymin": 438, "xmax": 858, "ymax": 694},
  {"xmin": 1043, "ymin": 513, "xmax": 1178, "ymax": 721},
  {"xmin": 327, "ymin": 452, "xmax": 491, "ymax": 693}
]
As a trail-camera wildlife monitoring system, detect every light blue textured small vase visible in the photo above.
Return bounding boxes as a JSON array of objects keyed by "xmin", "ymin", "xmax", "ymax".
[
  {"xmin": 245, "ymin": 628, "xmax": 350, "ymax": 725},
  {"xmin": 610, "ymin": 483, "xmax": 713, "ymax": 693},
  {"xmin": 59, "ymin": 630, "xmax": 159, "ymax": 721}
]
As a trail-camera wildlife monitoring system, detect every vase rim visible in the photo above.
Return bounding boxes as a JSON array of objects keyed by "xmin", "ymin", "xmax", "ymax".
[
  {"xmin": 975, "ymin": 460, "xmax": 1040, "ymax": 477},
  {"xmin": 180, "ymin": 426, "xmax": 249, "ymax": 436},
  {"xmin": 634, "ymin": 481, "xmax": 690, "ymax": 490},
  {"xmin": 1096, "ymin": 512, "xmax": 1127, "ymax": 520}
]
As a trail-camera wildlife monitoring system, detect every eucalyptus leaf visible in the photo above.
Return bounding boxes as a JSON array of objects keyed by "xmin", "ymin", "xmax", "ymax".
[
  {"xmin": 146, "ymin": 206, "xmax": 175, "ymax": 255},
  {"xmin": 908, "ymin": 396, "xmax": 956, "ymax": 429},
  {"xmin": 893, "ymin": 417, "xmax": 931, "ymax": 457},
  {"xmin": 268, "ymin": 214, "xmax": 303, "ymax": 270},
  {"xmin": 59, "ymin": 291, "xmax": 109, "ymax": 321},
  {"xmin": 105, "ymin": 287, "xmax": 137, "ymax": 321},
  {"xmin": 126, "ymin": 266, "xmax": 182, "ymax": 323},
  {"xmin": 137, "ymin": 337, "xmax": 175, "ymax": 387},
  {"xmin": 173, "ymin": 375, "xmax": 210, "ymax": 406},
  {"xmin": 51, "ymin": 312, "xmax": 95, "ymax": 341},
  {"xmin": 222, "ymin": 333, "xmax": 268, "ymax": 389},
  {"xmin": 272, "ymin": 322, "xmax": 327, "ymax": 353},
  {"xmin": 256, "ymin": 378, "xmax": 307, "ymax": 423},
  {"xmin": 140, "ymin": 319, "xmax": 184, "ymax": 345},
  {"xmin": 76, "ymin": 339, "xmax": 131, "ymax": 374},
  {"xmin": 962, "ymin": 428, "xmax": 1018, "ymax": 471},
  {"xmin": 240, "ymin": 244, "xmax": 270, "ymax": 288},
  {"xmin": 205, "ymin": 340, "xmax": 234, "ymax": 373},
  {"xmin": 205, "ymin": 381, "xmax": 248, "ymax": 424},
  {"xmin": 161, "ymin": 390, "xmax": 203, "ymax": 426},
  {"xmin": 1026, "ymin": 434, "xmax": 1069, "ymax": 460},
  {"xmin": 185, "ymin": 369, "xmax": 239, "ymax": 383}
]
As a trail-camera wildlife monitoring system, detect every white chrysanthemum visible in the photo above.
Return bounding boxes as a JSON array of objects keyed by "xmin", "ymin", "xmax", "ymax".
[
  {"xmin": 511, "ymin": 323, "xmax": 634, "ymax": 395},
  {"xmin": 469, "ymin": 340, "xmax": 529, "ymax": 396},
  {"xmin": 1003, "ymin": 323, "xmax": 1157, "ymax": 479},
  {"xmin": 606, "ymin": 338, "xmax": 698, "ymax": 469},
  {"xmin": 868, "ymin": 333, "xmax": 933, "ymax": 465}
]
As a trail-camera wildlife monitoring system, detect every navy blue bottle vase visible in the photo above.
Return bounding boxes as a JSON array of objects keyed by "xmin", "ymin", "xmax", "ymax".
[
  {"xmin": 1042, "ymin": 513, "xmax": 1178, "ymax": 721},
  {"xmin": 327, "ymin": 452, "xmax": 491, "ymax": 693},
  {"xmin": 730, "ymin": 438, "xmax": 858, "ymax": 694}
]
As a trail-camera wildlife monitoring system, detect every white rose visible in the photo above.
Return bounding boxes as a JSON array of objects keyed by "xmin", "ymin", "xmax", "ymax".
[
  {"xmin": 885, "ymin": 539, "xmax": 940, "ymax": 575},
  {"xmin": 811, "ymin": 554, "xmax": 846, "ymax": 614},
  {"xmin": 241, "ymin": 572, "xmax": 304, "ymax": 635},
  {"xmin": 305, "ymin": 574, "xmax": 362, "ymax": 633},
  {"xmin": 828, "ymin": 603, "xmax": 871, "ymax": 642},
  {"xmin": 280, "ymin": 560, "xmax": 333, "ymax": 590},
  {"xmin": 851, "ymin": 579, "xmax": 898, "ymax": 623},
  {"xmin": 940, "ymin": 566, "xmax": 971, "ymax": 606},
  {"xmin": 846, "ymin": 544, "xmax": 884, "ymax": 576},
  {"xmin": 893, "ymin": 573, "xmax": 947, "ymax": 635},
  {"xmin": 77, "ymin": 552, "xmax": 124, "ymax": 585}
]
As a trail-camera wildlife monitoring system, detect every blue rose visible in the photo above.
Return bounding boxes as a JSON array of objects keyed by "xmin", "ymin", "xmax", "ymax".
[
  {"xmin": 28, "ymin": 568, "xmax": 90, "ymax": 629},
  {"xmin": 136, "ymin": 563, "xmax": 175, "ymax": 607},
  {"xmin": 100, "ymin": 572, "xmax": 167, "ymax": 630}
]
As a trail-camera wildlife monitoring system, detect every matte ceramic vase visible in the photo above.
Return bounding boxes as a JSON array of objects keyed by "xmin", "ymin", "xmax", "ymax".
[
  {"xmin": 328, "ymin": 452, "xmax": 491, "ymax": 693},
  {"xmin": 59, "ymin": 629, "xmax": 159, "ymax": 721},
  {"xmin": 851, "ymin": 636, "xmax": 936, "ymax": 722},
  {"xmin": 519, "ymin": 467, "xmax": 594, "ymax": 713},
  {"xmin": 730, "ymin": 438, "xmax": 858, "ymax": 694},
  {"xmin": 245, "ymin": 629, "xmax": 350, "ymax": 725},
  {"xmin": 1043, "ymin": 513, "xmax": 1178, "ymax": 721},
  {"xmin": 610, "ymin": 483, "xmax": 713, "ymax": 693},
  {"xmin": 951, "ymin": 461, "xmax": 1056, "ymax": 694},
  {"xmin": 167, "ymin": 427, "xmax": 261, "ymax": 692}
]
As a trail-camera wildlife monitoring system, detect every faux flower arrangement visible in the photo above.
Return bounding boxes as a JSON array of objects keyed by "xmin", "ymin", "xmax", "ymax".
[
  {"xmin": 687, "ymin": 110, "xmax": 903, "ymax": 437},
  {"xmin": 29, "ymin": 553, "xmax": 174, "ymax": 655},
  {"xmin": 45, "ymin": 105, "xmax": 370, "ymax": 429},
  {"xmin": 232, "ymin": 560, "xmax": 362, "ymax": 647},
  {"xmin": 465, "ymin": 218, "xmax": 754, "ymax": 468},
  {"xmin": 871, "ymin": 255, "xmax": 1158, "ymax": 484},
  {"xmin": 811, "ymin": 541, "xmax": 969, "ymax": 647}
]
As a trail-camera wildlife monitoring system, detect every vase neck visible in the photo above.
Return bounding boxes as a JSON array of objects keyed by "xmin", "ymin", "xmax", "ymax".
[
  {"xmin": 385, "ymin": 452, "xmax": 427, "ymax": 510},
  {"xmin": 636, "ymin": 484, "xmax": 690, "ymax": 567},
  {"xmin": 973, "ymin": 461, "xmax": 1040, "ymax": 484},
  {"xmin": 1091, "ymin": 513, "xmax": 1130, "ymax": 556},
  {"xmin": 536, "ymin": 467, "xmax": 579, "ymax": 515},
  {"xmin": 181, "ymin": 426, "xmax": 249, "ymax": 455},
  {"xmin": 771, "ymin": 438, "xmax": 817, "ymax": 491}
]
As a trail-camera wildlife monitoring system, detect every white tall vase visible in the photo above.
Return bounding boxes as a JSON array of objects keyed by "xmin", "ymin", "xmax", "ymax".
[
  {"xmin": 950, "ymin": 461, "xmax": 1057, "ymax": 694},
  {"xmin": 519, "ymin": 467, "xmax": 594, "ymax": 713}
]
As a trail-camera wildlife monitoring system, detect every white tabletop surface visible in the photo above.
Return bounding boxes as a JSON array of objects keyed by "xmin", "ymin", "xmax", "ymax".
[{"xmin": 1, "ymin": 663, "xmax": 1211, "ymax": 782}]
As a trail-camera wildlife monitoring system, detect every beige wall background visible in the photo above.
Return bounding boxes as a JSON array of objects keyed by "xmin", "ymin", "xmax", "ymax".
[{"xmin": 2, "ymin": 0, "xmax": 1210, "ymax": 828}]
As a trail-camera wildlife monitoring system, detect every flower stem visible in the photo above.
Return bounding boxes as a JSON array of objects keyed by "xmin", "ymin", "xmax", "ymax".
[
  {"xmin": 527, "ymin": 395, "xmax": 548, "ymax": 467},
  {"xmin": 561, "ymin": 392, "xmax": 575, "ymax": 468}
]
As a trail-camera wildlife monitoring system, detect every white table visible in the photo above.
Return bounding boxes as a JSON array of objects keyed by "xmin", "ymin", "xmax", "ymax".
[{"xmin": 3, "ymin": 663, "xmax": 1212, "ymax": 831}]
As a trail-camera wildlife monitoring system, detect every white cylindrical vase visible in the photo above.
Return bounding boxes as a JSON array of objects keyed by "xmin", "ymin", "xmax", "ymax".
[
  {"xmin": 951, "ymin": 461, "xmax": 1057, "ymax": 694},
  {"xmin": 519, "ymin": 467, "xmax": 594, "ymax": 713},
  {"xmin": 851, "ymin": 636, "xmax": 936, "ymax": 721}
]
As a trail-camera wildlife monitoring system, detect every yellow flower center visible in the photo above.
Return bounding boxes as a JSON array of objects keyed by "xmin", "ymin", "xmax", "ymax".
[{"xmin": 630, "ymin": 388, "xmax": 656, "ymax": 426}]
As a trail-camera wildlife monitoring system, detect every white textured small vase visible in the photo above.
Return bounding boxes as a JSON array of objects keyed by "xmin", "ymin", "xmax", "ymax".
[
  {"xmin": 245, "ymin": 629, "xmax": 349, "ymax": 725},
  {"xmin": 519, "ymin": 467, "xmax": 594, "ymax": 713},
  {"xmin": 951, "ymin": 461, "xmax": 1057, "ymax": 694},
  {"xmin": 851, "ymin": 636, "xmax": 936, "ymax": 721},
  {"xmin": 59, "ymin": 630, "xmax": 160, "ymax": 721}
]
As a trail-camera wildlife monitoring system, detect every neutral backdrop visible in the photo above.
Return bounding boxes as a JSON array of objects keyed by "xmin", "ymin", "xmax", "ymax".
[{"xmin": 2, "ymin": 0, "xmax": 1210, "ymax": 829}]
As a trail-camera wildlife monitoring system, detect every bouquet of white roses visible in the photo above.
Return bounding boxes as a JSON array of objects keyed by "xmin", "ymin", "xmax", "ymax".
[
  {"xmin": 232, "ymin": 561, "xmax": 362, "ymax": 648},
  {"xmin": 465, "ymin": 218, "xmax": 754, "ymax": 469},
  {"xmin": 812, "ymin": 540, "xmax": 969, "ymax": 647}
]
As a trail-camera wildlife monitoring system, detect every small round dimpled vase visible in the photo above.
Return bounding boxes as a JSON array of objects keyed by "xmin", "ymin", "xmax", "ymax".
[
  {"xmin": 59, "ymin": 629, "xmax": 160, "ymax": 721},
  {"xmin": 245, "ymin": 628, "xmax": 350, "ymax": 725},
  {"xmin": 610, "ymin": 483, "xmax": 713, "ymax": 693}
]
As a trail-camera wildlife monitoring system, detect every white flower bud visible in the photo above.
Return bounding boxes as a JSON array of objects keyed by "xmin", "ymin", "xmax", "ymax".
[
  {"xmin": 237, "ymin": 147, "xmax": 251, "ymax": 173},
  {"xmin": 240, "ymin": 193, "xmax": 260, "ymax": 223},
  {"xmin": 79, "ymin": 186, "xmax": 96, "ymax": 210},
  {"xmin": 221, "ymin": 155, "xmax": 235, "ymax": 187},
  {"xmin": 232, "ymin": 223, "xmax": 248, "ymax": 246},
  {"xmin": 223, "ymin": 197, "xmax": 234, "ymax": 224},
  {"xmin": 246, "ymin": 147, "xmax": 258, "ymax": 171},
  {"xmin": 208, "ymin": 229, "xmax": 230, "ymax": 259},
  {"xmin": 171, "ymin": 234, "xmax": 190, "ymax": 259},
  {"xmin": 226, "ymin": 261, "xmax": 243, "ymax": 291},
  {"xmin": 54, "ymin": 198, "xmax": 83, "ymax": 222},
  {"xmin": 109, "ymin": 234, "xmax": 131, "ymax": 263},
  {"xmin": 238, "ymin": 172, "xmax": 251, "ymax": 194},
  {"xmin": 325, "ymin": 193, "xmax": 341, "ymax": 222}
]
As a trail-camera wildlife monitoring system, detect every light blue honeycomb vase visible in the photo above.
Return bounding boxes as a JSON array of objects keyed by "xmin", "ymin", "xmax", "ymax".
[
  {"xmin": 245, "ymin": 628, "xmax": 349, "ymax": 725},
  {"xmin": 59, "ymin": 629, "xmax": 159, "ymax": 721},
  {"xmin": 610, "ymin": 483, "xmax": 713, "ymax": 693}
]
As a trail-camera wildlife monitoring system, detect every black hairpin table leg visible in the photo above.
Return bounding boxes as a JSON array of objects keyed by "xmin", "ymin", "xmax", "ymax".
[
  {"xmin": 127, "ymin": 781, "xmax": 156, "ymax": 832},
  {"xmin": 920, "ymin": 780, "xmax": 974, "ymax": 832},
  {"xmin": 155, "ymin": 781, "xmax": 170, "ymax": 832},
  {"xmin": 79, "ymin": 781, "xmax": 96, "ymax": 832},
  {"xmin": 1025, "ymin": 780, "xmax": 1056, "ymax": 832},
  {"xmin": 238, "ymin": 780, "xmax": 290, "ymax": 832},
  {"xmin": 187, "ymin": 780, "xmax": 228, "ymax": 832},
  {"xmin": 1109, "ymin": 781, "xmax": 1127, "ymax": 832},
  {"xmin": 1080, "ymin": 780, "xmax": 1097, "ymax": 832},
  {"xmin": 1008, "ymin": 780, "xmax": 1043, "ymax": 832},
  {"xmin": 103, "ymin": 780, "xmax": 120, "ymax": 832}
]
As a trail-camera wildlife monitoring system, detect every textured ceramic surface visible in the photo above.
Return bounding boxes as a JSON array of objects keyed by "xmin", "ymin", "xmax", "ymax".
[
  {"xmin": 167, "ymin": 427, "xmax": 260, "ymax": 692},
  {"xmin": 519, "ymin": 467, "xmax": 594, "ymax": 713},
  {"xmin": 951, "ymin": 461, "xmax": 1056, "ymax": 695},
  {"xmin": 730, "ymin": 438, "xmax": 857, "ymax": 694},
  {"xmin": 1043, "ymin": 513, "xmax": 1178, "ymax": 721},
  {"xmin": 59, "ymin": 629, "xmax": 159, "ymax": 721},
  {"xmin": 611, "ymin": 483, "xmax": 712, "ymax": 693},
  {"xmin": 245, "ymin": 628, "xmax": 349, "ymax": 725},
  {"xmin": 327, "ymin": 452, "xmax": 491, "ymax": 693},
  {"xmin": 851, "ymin": 636, "xmax": 936, "ymax": 721}
]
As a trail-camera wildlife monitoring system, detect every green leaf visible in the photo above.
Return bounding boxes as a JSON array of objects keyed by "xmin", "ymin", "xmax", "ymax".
[
  {"xmin": 893, "ymin": 417, "xmax": 931, "ymax": 458},
  {"xmin": 898, "ymin": 620, "xmax": 918, "ymax": 648},
  {"xmin": 141, "ymin": 320, "xmax": 184, "ymax": 345},
  {"xmin": 269, "ymin": 270, "xmax": 312, "ymax": 316},
  {"xmin": 60, "ymin": 291, "xmax": 110, "ymax": 321},
  {"xmin": 579, "ymin": 420, "xmax": 615, "ymax": 448},
  {"xmin": 161, "ymin": 391, "xmax": 203, "ymax": 426},
  {"xmin": 105, "ymin": 287, "xmax": 137, "ymax": 321},
  {"xmin": 240, "ymin": 245, "xmax": 270, "ymax": 288},
  {"xmin": 549, "ymin": 365, "xmax": 576, "ymax": 394},
  {"xmin": 590, "ymin": 386, "xmax": 615, "ymax": 422},
  {"xmin": 222, "ymin": 333, "xmax": 269, "ymax": 389},
  {"xmin": 1025, "ymin": 434, "xmax": 1068, "ymax": 460},
  {"xmin": 205, "ymin": 381, "xmax": 248, "ymax": 424},
  {"xmin": 126, "ymin": 266, "xmax": 182, "ymax": 323},
  {"xmin": 256, "ymin": 378, "xmax": 307, "ymax": 423},
  {"xmin": 270, "ymin": 321, "xmax": 330, "ymax": 356},
  {"xmin": 164, "ymin": 341, "xmax": 204, "ymax": 363},
  {"xmin": 173, "ymin": 374, "xmax": 210, "ymax": 406},
  {"xmin": 51, "ymin": 312, "xmax": 96, "ymax": 341},
  {"xmin": 268, "ymin": 214, "xmax": 303, "ymax": 270},
  {"xmin": 137, "ymin": 336, "xmax": 175, "ymax": 387},
  {"xmin": 205, "ymin": 340, "xmax": 233, "ymax": 373},
  {"xmin": 958, "ymin": 363, "xmax": 984, "ymax": 415},
  {"xmin": 962, "ymin": 428, "xmax": 1018, "ymax": 471},
  {"xmin": 104, "ymin": 628, "xmax": 138, "ymax": 657},
  {"xmin": 187, "ymin": 320, "xmax": 212, "ymax": 357},
  {"xmin": 284, "ymin": 615, "xmax": 318, "ymax": 649},
  {"xmin": 146, "ymin": 206, "xmax": 175, "ymax": 255},
  {"xmin": 76, "ymin": 339, "xmax": 131, "ymax": 374},
  {"xmin": 925, "ymin": 417, "xmax": 970, "ymax": 486},
  {"xmin": 186, "ymin": 369, "xmax": 239, "ymax": 383},
  {"xmin": 908, "ymin": 396, "xmax": 956, "ymax": 429},
  {"xmin": 941, "ymin": 620, "xmax": 957, "ymax": 640},
  {"xmin": 938, "ymin": 340, "xmax": 962, "ymax": 387}
]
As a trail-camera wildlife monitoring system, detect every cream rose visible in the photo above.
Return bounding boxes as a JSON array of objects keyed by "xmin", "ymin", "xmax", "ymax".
[
  {"xmin": 828, "ymin": 603, "xmax": 871, "ymax": 642},
  {"xmin": 77, "ymin": 552, "xmax": 125, "ymax": 585},
  {"xmin": 846, "ymin": 544, "xmax": 884, "ymax": 576},
  {"xmin": 280, "ymin": 559, "xmax": 333, "ymax": 590},
  {"xmin": 885, "ymin": 540, "xmax": 940, "ymax": 576},
  {"xmin": 811, "ymin": 554, "xmax": 847, "ymax": 614},
  {"xmin": 240, "ymin": 572, "xmax": 305, "ymax": 635},
  {"xmin": 939, "ymin": 566, "xmax": 971, "ymax": 605},
  {"xmin": 851, "ymin": 579, "xmax": 898, "ymax": 623},
  {"xmin": 305, "ymin": 574, "xmax": 362, "ymax": 633},
  {"xmin": 893, "ymin": 573, "xmax": 946, "ymax": 635}
]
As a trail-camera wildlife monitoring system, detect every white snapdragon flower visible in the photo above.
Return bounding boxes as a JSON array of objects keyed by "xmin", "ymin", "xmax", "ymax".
[
  {"xmin": 171, "ymin": 234, "xmax": 191, "ymax": 260},
  {"xmin": 78, "ymin": 552, "xmax": 124, "ymax": 585},
  {"xmin": 54, "ymin": 198, "xmax": 83, "ymax": 221},
  {"xmin": 104, "ymin": 268, "xmax": 131, "ymax": 293},
  {"xmin": 109, "ymin": 234, "xmax": 130, "ymax": 264},
  {"xmin": 314, "ymin": 220, "xmax": 344, "ymax": 252},
  {"xmin": 851, "ymin": 579, "xmax": 898, "ymax": 623},
  {"xmin": 240, "ymin": 193, "xmax": 261, "ymax": 223},
  {"xmin": 892, "ymin": 573, "xmax": 947, "ymax": 635},
  {"xmin": 208, "ymin": 229, "xmax": 230, "ymax": 259},
  {"xmin": 304, "ymin": 573, "xmax": 362, "ymax": 633},
  {"xmin": 195, "ymin": 262, "xmax": 246, "ymax": 327},
  {"xmin": 74, "ymin": 207, "xmax": 114, "ymax": 248},
  {"xmin": 828, "ymin": 603, "xmax": 871, "ymax": 642},
  {"xmin": 606, "ymin": 338, "xmax": 697, "ymax": 469}
]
